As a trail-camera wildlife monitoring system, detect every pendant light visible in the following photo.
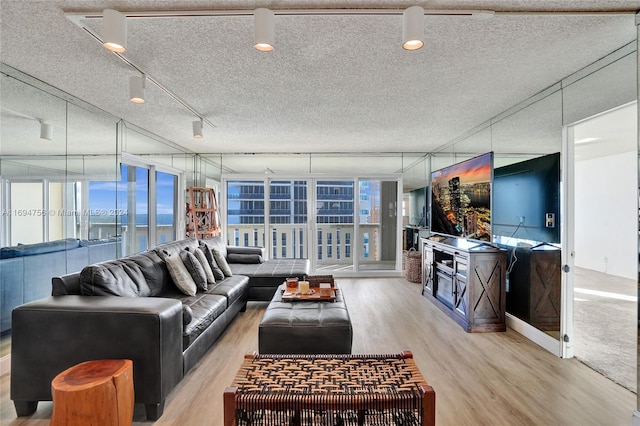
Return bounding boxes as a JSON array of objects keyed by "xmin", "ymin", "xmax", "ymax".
[
  {"xmin": 193, "ymin": 119, "xmax": 203, "ymax": 138},
  {"xmin": 254, "ymin": 8, "xmax": 274, "ymax": 52},
  {"xmin": 40, "ymin": 121, "xmax": 53, "ymax": 140},
  {"xmin": 402, "ymin": 6, "xmax": 424, "ymax": 51},
  {"xmin": 102, "ymin": 9, "xmax": 127, "ymax": 53},
  {"xmin": 130, "ymin": 74, "xmax": 146, "ymax": 104}
]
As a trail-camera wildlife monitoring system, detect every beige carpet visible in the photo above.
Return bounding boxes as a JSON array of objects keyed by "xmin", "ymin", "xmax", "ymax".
[{"xmin": 573, "ymin": 267, "xmax": 637, "ymax": 393}]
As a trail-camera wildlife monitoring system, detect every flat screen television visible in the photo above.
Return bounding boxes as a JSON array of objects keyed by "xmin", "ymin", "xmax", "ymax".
[
  {"xmin": 493, "ymin": 152, "xmax": 560, "ymax": 244},
  {"xmin": 430, "ymin": 152, "xmax": 493, "ymax": 241}
]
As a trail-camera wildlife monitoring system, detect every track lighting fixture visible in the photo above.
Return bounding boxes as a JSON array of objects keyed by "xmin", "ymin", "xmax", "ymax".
[
  {"xmin": 254, "ymin": 8, "xmax": 274, "ymax": 52},
  {"xmin": 402, "ymin": 6, "xmax": 424, "ymax": 51},
  {"xmin": 193, "ymin": 119, "xmax": 203, "ymax": 138},
  {"xmin": 129, "ymin": 74, "xmax": 146, "ymax": 104},
  {"xmin": 102, "ymin": 9, "xmax": 127, "ymax": 53},
  {"xmin": 39, "ymin": 121, "xmax": 53, "ymax": 141}
]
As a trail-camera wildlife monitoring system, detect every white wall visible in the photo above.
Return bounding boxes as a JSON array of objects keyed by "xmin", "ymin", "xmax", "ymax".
[{"xmin": 575, "ymin": 150, "xmax": 637, "ymax": 280}]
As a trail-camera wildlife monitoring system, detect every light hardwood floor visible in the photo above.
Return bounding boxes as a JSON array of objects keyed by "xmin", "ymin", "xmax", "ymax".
[{"xmin": 0, "ymin": 277, "xmax": 636, "ymax": 425}]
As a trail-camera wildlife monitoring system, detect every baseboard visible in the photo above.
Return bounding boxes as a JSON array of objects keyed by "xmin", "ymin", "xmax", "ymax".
[
  {"xmin": 506, "ymin": 313, "xmax": 562, "ymax": 357},
  {"xmin": 0, "ymin": 354, "xmax": 10, "ymax": 377}
]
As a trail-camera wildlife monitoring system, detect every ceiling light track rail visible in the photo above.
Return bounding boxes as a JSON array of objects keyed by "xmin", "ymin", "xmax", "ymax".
[
  {"xmin": 65, "ymin": 8, "xmax": 636, "ymax": 21},
  {"xmin": 82, "ymin": 27, "xmax": 215, "ymax": 130}
]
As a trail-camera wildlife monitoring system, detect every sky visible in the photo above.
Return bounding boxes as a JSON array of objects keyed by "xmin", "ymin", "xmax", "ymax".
[{"xmin": 89, "ymin": 165, "xmax": 175, "ymax": 216}]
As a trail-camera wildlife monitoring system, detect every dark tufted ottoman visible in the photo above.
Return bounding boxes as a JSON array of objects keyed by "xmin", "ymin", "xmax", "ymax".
[{"xmin": 258, "ymin": 285, "xmax": 352, "ymax": 354}]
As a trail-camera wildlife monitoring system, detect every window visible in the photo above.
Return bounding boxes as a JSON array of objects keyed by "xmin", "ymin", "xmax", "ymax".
[
  {"xmin": 272, "ymin": 228, "xmax": 277, "ymax": 258},
  {"xmin": 86, "ymin": 163, "xmax": 178, "ymax": 256},
  {"xmin": 281, "ymin": 233, "xmax": 287, "ymax": 257},
  {"xmin": 156, "ymin": 171, "xmax": 176, "ymax": 244}
]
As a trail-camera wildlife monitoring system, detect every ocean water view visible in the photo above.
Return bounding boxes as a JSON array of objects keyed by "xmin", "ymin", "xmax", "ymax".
[{"xmin": 90, "ymin": 214, "xmax": 174, "ymax": 226}]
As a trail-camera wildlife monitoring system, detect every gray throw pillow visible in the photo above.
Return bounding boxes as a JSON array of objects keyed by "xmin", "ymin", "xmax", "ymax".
[
  {"xmin": 180, "ymin": 250, "xmax": 208, "ymax": 291},
  {"xmin": 165, "ymin": 253, "xmax": 197, "ymax": 296},
  {"xmin": 212, "ymin": 247, "xmax": 233, "ymax": 277},
  {"xmin": 199, "ymin": 242, "xmax": 226, "ymax": 280},
  {"xmin": 191, "ymin": 246, "xmax": 215, "ymax": 285}
]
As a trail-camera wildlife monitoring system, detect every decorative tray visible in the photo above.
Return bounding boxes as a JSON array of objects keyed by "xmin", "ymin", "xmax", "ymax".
[{"xmin": 281, "ymin": 287, "xmax": 337, "ymax": 302}]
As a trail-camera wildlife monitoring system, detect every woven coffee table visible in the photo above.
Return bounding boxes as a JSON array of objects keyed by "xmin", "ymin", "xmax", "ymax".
[{"xmin": 224, "ymin": 351, "xmax": 435, "ymax": 426}]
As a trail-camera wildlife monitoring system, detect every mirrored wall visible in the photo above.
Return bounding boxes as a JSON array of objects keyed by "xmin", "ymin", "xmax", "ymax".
[
  {"xmin": 422, "ymin": 41, "xmax": 637, "ymax": 359},
  {"xmin": 0, "ymin": 65, "xmax": 221, "ymax": 341}
]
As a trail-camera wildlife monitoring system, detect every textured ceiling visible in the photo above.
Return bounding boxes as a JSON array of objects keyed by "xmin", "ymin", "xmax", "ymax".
[{"xmin": 0, "ymin": 0, "xmax": 638, "ymax": 158}]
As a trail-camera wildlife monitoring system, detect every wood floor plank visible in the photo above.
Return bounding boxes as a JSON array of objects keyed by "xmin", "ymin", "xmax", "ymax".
[{"xmin": 0, "ymin": 277, "xmax": 635, "ymax": 425}]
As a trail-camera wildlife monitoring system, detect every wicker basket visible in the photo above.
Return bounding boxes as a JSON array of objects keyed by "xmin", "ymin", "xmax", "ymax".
[{"xmin": 404, "ymin": 248, "xmax": 422, "ymax": 283}]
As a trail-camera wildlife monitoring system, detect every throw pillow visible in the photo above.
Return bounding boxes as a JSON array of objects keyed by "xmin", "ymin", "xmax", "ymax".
[
  {"xmin": 191, "ymin": 246, "xmax": 215, "ymax": 285},
  {"xmin": 227, "ymin": 253, "xmax": 264, "ymax": 264},
  {"xmin": 212, "ymin": 247, "xmax": 233, "ymax": 277},
  {"xmin": 165, "ymin": 253, "xmax": 197, "ymax": 296},
  {"xmin": 180, "ymin": 250, "xmax": 208, "ymax": 292},
  {"xmin": 199, "ymin": 242, "xmax": 225, "ymax": 281}
]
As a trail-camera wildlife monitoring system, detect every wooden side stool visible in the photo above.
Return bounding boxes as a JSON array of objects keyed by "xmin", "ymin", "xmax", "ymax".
[{"xmin": 51, "ymin": 359, "xmax": 134, "ymax": 426}]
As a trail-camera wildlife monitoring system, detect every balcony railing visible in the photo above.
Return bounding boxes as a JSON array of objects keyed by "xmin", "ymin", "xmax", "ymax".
[{"xmin": 227, "ymin": 223, "xmax": 388, "ymax": 271}]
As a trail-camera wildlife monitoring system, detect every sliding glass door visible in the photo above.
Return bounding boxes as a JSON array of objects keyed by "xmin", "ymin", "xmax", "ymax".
[
  {"xmin": 269, "ymin": 180, "xmax": 308, "ymax": 259},
  {"xmin": 357, "ymin": 179, "xmax": 398, "ymax": 271},
  {"xmin": 314, "ymin": 180, "xmax": 355, "ymax": 271},
  {"xmin": 225, "ymin": 176, "xmax": 401, "ymax": 275}
]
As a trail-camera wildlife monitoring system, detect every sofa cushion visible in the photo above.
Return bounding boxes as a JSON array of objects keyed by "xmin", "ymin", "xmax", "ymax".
[
  {"xmin": 165, "ymin": 253, "xmax": 197, "ymax": 296},
  {"xmin": 213, "ymin": 248, "xmax": 233, "ymax": 277},
  {"xmin": 80, "ymin": 251, "xmax": 169, "ymax": 297},
  {"xmin": 173, "ymin": 293, "xmax": 227, "ymax": 349},
  {"xmin": 227, "ymin": 246, "xmax": 266, "ymax": 256},
  {"xmin": 229, "ymin": 258, "xmax": 310, "ymax": 282},
  {"xmin": 180, "ymin": 250, "xmax": 208, "ymax": 291},
  {"xmin": 207, "ymin": 275, "xmax": 250, "ymax": 306},
  {"xmin": 227, "ymin": 253, "xmax": 263, "ymax": 264}
]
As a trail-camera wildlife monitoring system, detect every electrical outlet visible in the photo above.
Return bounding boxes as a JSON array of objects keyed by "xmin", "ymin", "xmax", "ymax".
[
  {"xmin": 604, "ymin": 257, "xmax": 608, "ymax": 263},
  {"xmin": 518, "ymin": 216, "xmax": 525, "ymax": 224},
  {"xmin": 545, "ymin": 213, "xmax": 555, "ymax": 228}
]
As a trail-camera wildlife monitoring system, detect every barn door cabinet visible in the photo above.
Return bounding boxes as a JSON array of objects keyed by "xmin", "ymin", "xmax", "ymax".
[{"xmin": 421, "ymin": 235, "xmax": 507, "ymax": 332}]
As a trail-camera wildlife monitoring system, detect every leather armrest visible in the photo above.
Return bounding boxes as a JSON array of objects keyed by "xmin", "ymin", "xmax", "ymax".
[
  {"xmin": 51, "ymin": 273, "xmax": 81, "ymax": 296},
  {"xmin": 11, "ymin": 296, "xmax": 183, "ymax": 406}
]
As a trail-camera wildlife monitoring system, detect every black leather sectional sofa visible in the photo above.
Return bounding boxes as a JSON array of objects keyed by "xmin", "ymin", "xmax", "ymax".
[{"xmin": 10, "ymin": 236, "xmax": 309, "ymax": 421}]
